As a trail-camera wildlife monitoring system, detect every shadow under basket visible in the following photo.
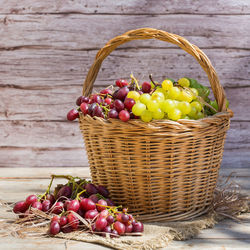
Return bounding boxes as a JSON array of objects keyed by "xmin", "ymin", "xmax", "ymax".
[{"xmin": 78, "ymin": 28, "xmax": 233, "ymax": 222}]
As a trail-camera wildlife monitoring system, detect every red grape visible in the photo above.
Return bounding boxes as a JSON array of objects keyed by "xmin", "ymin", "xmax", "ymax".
[
  {"xmin": 84, "ymin": 209, "xmax": 99, "ymax": 220},
  {"xmin": 13, "ymin": 201, "xmax": 28, "ymax": 214},
  {"xmin": 97, "ymin": 199, "xmax": 107, "ymax": 212},
  {"xmin": 99, "ymin": 209, "xmax": 109, "ymax": 218},
  {"xmin": 26, "ymin": 195, "xmax": 38, "ymax": 206},
  {"xmin": 106, "ymin": 215, "xmax": 114, "ymax": 225},
  {"xmin": 114, "ymin": 221, "xmax": 125, "ymax": 235},
  {"xmin": 56, "ymin": 186, "xmax": 72, "ymax": 201},
  {"xmin": 125, "ymin": 224, "xmax": 133, "ymax": 233},
  {"xmin": 90, "ymin": 94, "xmax": 102, "ymax": 104},
  {"xmin": 111, "ymin": 229, "xmax": 119, "ymax": 238},
  {"xmin": 104, "ymin": 97, "xmax": 112, "ymax": 105},
  {"xmin": 77, "ymin": 209, "xmax": 85, "ymax": 219},
  {"xmin": 142, "ymin": 82, "xmax": 151, "ymax": 93},
  {"xmin": 45, "ymin": 194, "xmax": 55, "ymax": 204},
  {"xmin": 85, "ymin": 183, "xmax": 98, "ymax": 195},
  {"xmin": 97, "ymin": 185, "xmax": 109, "ymax": 198},
  {"xmin": 115, "ymin": 87, "xmax": 129, "ymax": 101},
  {"xmin": 80, "ymin": 102, "xmax": 89, "ymax": 115},
  {"xmin": 61, "ymin": 225, "xmax": 73, "ymax": 233},
  {"xmin": 50, "ymin": 221, "xmax": 60, "ymax": 235},
  {"xmin": 88, "ymin": 103, "xmax": 98, "ymax": 117},
  {"xmin": 114, "ymin": 99, "xmax": 124, "ymax": 112},
  {"xmin": 67, "ymin": 200, "xmax": 80, "ymax": 212},
  {"xmin": 100, "ymin": 89, "xmax": 112, "ymax": 95},
  {"xmin": 89, "ymin": 194, "xmax": 99, "ymax": 203},
  {"xmin": 95, "ymin": 217, "xmax": 107, "ymax": 231},
  {"xmin": 102, "ymin": 225, "xmax": 112, "ymax": 236},
  {"xmin": 80, "ymin": 198, "xmax": 96, "ymax": 211},
  {"xmin": 121, "ymin": 213, "xmax": 129, "ymax": 223},
  {"xmin": 92, "ymin": 105, "xmax": 104, "ymax": 118},
  {"xmin": 59, "ymin": 216, "xmax": 68, "ymax": 227},
  {"xmin": 108, "ymin": 109, "xmax": 118, "ymax": 119},
  {"xmin": 119, "ymin": 110, "xmax": 130, "ymax": 122},
  {"xmin": 132, "ymin": 221, "xmax": 144, "ymax": 232},
  {"xmin": 51, "ymin": 215, "xmax": 60, "ymax": 223},
  {"xmin": 67, "ymin": 213, "xmax": 79, "ymax": 229},
  {"xmin": 76, "ymin": 96, "xmax": 89, "ymax": 106},
  {"xmin": 124, "ymin": 98, "xmax": 136, "ymax": 111},
  {"xmin": 106, "ymin": 199, "xmax": 115, "ymax": 206},
  {"xmin": 67, "ymin": 109, "xmax": 79, "ymax": 121},
  {"xmin": 32, "ymin": 201, "xmax": 42, "ymax": 210},
  {"xmin": 130, "ymin": 112, "xmax": 140, "ymax": 119},
  {"xmin": 51, "ymin": 202, "xmax": 64, "ymax": 214},
  {"xmin": 116, "ymin": 213, "xmax": 123, "ymax": 222},
  {"xmin": 116, "ymin": 79, "xmax": 129, "ymax": 88}
]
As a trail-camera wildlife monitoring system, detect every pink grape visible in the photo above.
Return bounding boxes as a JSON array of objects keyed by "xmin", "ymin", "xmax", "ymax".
[
  {"xmin": 99, "ymin": 209, "xmax": 109, "ymax": 218},
  {"xmin": 67, "ymin": 213, "xmax": 79, "ymax": 229},
  {"xmin": 80, "ymin": 198, "xmax": 96, "ymax": 211},
  {"xmin": 125, "ymin": 223, "xmax": 133, "ymax": 233},
  {"xmin": 67, "ymin": 200, "xmax": 80, "ymax": 212},
  {"xmin": 51, "ymin": 215, "xmax": 60, "ymax": 223},
  {"xmin": 104, "ymin": 97, "xmax": 112, "ymax": 105},
  {"xmin": 85, "ymin": 209, "xmax": 99, "ymax": 220},
  {"xmin": 51, "ymin": 202, "xmax": 64, "ymax": 214},
  {"xmin": 59, "ymin": 216, "xmax": 68, "ymax": 227},
  {"xmin": 119, "ymin": 110, "xmax": 130, "ymax": 122},
  {"xmin": 106, "ymin": 215, "xmax": 114, "ymax": 225},
  {"xmin": 121, "ymin": 213, "xmax": 129, "ymax": 223},
  {"xmin": 80, "ymin": 102, "xmax": 89, "ymax": 115},
  {"xmin": 50, "ymin": 221, "xmax": 60, "ymax": 235},
  {"xmin": 97, "ymin": 199, "xmax": 107, "ymax": 212},
  {"xmin": 116, "ymin": 79, "xmax": 129, "ymax": 88},
  {"xmin": 32, "ymin": 201, "xmax": 42, "ymax": 210},
  {"xmin": 26, "ymin": 195, "xmax": 38, "ymax": 206},
  {"xmin": 95, "ymin": 217, "xmax": 108, "ymax": 231},
  {"xmin": 132, "ymin": 221, "xmax": 144, "ymax": 232},
  {"xmin": 114, "ymin": 221, "xmax": 125, "ymax": 235}
]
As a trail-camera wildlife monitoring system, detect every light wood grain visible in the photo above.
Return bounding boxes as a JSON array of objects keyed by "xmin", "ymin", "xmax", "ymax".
[
  {"xmin": 0, "ymin": 48, "xmax": 249, "ymax": 88},
  {"xmin": 1, "ymin": 0, "xmax": 250, "ymax": 14},
  {"xmin": 0, "ymin": 15, "xmax": 249, "ymax": 50}
]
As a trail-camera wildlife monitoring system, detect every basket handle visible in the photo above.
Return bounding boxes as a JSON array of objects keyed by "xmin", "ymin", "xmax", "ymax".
[{"xmin": 82, "ymin": 28, "xmax": 227, "ymax": 112}]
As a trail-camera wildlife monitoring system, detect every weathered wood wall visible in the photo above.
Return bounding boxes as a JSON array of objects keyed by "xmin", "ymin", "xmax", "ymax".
[{"xmin": 0, "ymin": 1, "xmax": 249, "ymax": 172}]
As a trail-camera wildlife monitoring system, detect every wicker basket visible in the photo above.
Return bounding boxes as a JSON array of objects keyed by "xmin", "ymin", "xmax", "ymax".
[{"xmin": 79, "ymin": 28, "xmax": 233, "ymax": 222}]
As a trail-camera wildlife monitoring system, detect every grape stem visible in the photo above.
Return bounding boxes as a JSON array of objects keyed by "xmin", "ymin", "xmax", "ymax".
[{"xmin": 130, "ymin": 73, "xmax": 140, "ymax": 91}]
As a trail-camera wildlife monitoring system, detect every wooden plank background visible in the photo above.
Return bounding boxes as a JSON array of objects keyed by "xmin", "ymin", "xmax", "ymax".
[{"xmin": 0, "ymin": 1, "xmax": 249, "ymax": 171}]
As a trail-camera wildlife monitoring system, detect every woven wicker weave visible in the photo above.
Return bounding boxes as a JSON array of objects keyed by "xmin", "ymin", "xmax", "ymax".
[{"xmin": 79, "ymin": 28, "xmax": 233, "ymax": 222}]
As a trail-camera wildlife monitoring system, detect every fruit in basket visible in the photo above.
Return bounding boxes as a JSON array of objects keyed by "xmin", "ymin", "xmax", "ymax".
[
  {"xmin": 67, "ymin": 74, "xmax": 229, "ymax": 122},
  {"xmin": 12, "ymin": 174, "xmax": 144, "ymax": 238}
]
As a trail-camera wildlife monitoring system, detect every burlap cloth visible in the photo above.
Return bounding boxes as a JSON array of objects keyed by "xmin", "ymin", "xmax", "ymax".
[{"xmin": 0, "ymin": 177, "xmax": 249, "ymax": 250}]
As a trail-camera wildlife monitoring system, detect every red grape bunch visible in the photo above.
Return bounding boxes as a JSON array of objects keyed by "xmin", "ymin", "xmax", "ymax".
[{"xmin": 13, "ymin": 175, "xmax": 144, "ymax": 237}]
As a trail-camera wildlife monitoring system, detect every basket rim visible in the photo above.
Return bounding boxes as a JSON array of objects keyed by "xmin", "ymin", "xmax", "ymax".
[{"xmin": 79, "ymin": 109, "xmax": 233, "ymax": 130}]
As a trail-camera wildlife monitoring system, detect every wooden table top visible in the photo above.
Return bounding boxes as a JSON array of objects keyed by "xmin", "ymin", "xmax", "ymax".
[{"xmin": 0, "ymin": 167, "xmax": 249, "ymax": 250}]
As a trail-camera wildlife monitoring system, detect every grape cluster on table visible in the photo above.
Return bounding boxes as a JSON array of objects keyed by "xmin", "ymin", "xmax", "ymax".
[
  {"xmin": 13, "ymin": 178, "xmax": 143, "ymax": 237},
  {"xmin": 67, "ymin": 75, "xmax": 228, "ymax": 122}
]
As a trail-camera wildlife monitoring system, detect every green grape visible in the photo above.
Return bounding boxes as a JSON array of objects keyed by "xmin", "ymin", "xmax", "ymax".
[
  {"xmin": 178, "ymin": 101, "xmax": 191, "ymax": 114},
  {"xmin": 181, "ymin": 115, "xmax": 190, "ymax": 119},
  {"xmin": 147, "ymin": 100, "xmax": 160, "ymax": 112},
  {"xmin": 168, "ymin": 87, "xmax": 181, "ymax": 100},
  {"xmin": 179, "ymin": 90, "xmax": 193, "ymax": 102},
  {"xmin": 141, "ymin": 110, "xmax": 153, "ymax": 122},
  {"xmin": 127, "ymin": 91, "xmax": 141, "ymax": 101},
  {"xmin": 178, "ymin": 77, "xmax": 190, "ymax": 87},
  {"xmin": 191, "ymin": 101, "xmax": 202, "ymax": 112},
  {"xmin": 139, "ymin": 93, "xmax": 151, "ymax": 105},
  {"xmin": 162, "ymin": 99, "xmax": 175, "ymax": 113},
  {"xmin": 132, "ymin": 102, "xmax": 146, "ymax": 116},
  {"xmin": 190, "ymin": 88, "xmax": 199, "ymax": 98},
  {"xmin": 162, "ymin": 79, "xmax": 173, "ymax": 90},
  {"xmin": 168, "ymin": 108, "xmax": 182, "ymax": 121},
  {"xmin": 158, "ymin": 100, "xmax": 165, "ymax": 111},
  {"xmin": 196, "ymin": 111, "xmax": 204, "ymax": 120},
  {"xmin": 188, "ymin": 106, "xmax": 197, "ymax": 118},
  {"xmin": 152, "ymin": 91, "xmax": 165, "ymax": 101},
  {"xmin": 152, "ymin": 108, "xmax": 164, "ymax": 120},
  {"xmin": 155, "ymin": 88, "xmax": 168, "ymax": 98}
]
